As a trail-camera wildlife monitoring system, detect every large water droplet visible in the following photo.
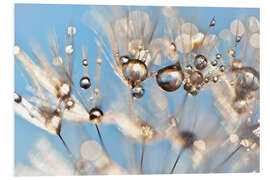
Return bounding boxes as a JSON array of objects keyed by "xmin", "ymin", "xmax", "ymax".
[
  {"xmin": 80, "ymin": 77, "xmax": 91, "ymax": 89},
  {"xmin": 235, "ymin": 67, "xmax": 259, "ymax": 91},
  {"xmin": 156, "ymin": 64, "xmax": 183, "ymax": 92},
  {"xmin": 123, "ymin": 59, "xmax": 148, "ymax": 86},
  {"xmin": 89, "ymin": 108, "xmax": 103, "ymax": 124},
  {"xmin": 194, "ymin": 55, "xmax": 207, "ymax": 70}
]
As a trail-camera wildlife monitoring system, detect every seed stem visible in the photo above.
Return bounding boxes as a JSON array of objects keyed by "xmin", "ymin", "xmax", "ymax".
[
  {"xmin": 140, "ymin": 139, "xmax": 145, "ymax": 174},
  {"xmin": 95, "ymin": 124, "xmax": 109, "ymax": 156},
  {"xmin": 212, "ymin": 145, "xmax": 242, "ymax": 172},
  {"xmin": 170, "ymin": 148, "xmax": 185, "ymax": 174}
]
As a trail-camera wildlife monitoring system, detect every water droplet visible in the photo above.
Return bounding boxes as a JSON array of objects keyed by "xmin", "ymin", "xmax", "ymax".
[
  {"xmin": 211, "ymin": 60, "xmax": 218, "ymax": 66},
  {"xmin": 14, "ymin": 93, "xmax": 22, "ymax": 103},
  {"xmin": 185, "ymin": 65, "xmax": 193, "ymax": 74},
  {"xmin": 210, "ymin": 18, "xmax": 216, "ymax": 27},
  {"xmin": 65, "ymin": 98, "xmax": 74, "ymax": 110},
  {"xmin": 184, "ymin": 82, "xmax": 192, "ymax": 92},
  {"xmin": 123, "ymin": 59, "xmax": 148, "ymax": 86},
  {"xmin": 213, "ymin": 76, "xmax": 219, "ymax": 83},
  {"xmin": 235, "ymin": 67, "xmax": 259, "ymax": 91},
  {"xmin": 80, "ymin": 77, "xmax": 91, "ymax": 89},
  {"xmin": 194, "ymin": 55, "xmax": 207, "ymax": 70},
  {"xmin": 219, "ymin": 65, "xmax": 225, "ymax": 72},
  {"xmin": 189, "ymin": 89, "xmax": 198, "ymax": 96},
  {"xmin": 156, "ymin": 64, "xmax": 183, "ymax": 92},
  {"xmin": 96, "ymin": 58, "xmax": 102, "ymax": 65},
  {"xmin": 236, "ymin": 35, "xmax": 241, "ymax": 43},
  {"xmin": 190, "ymin": 71, "xmax": 203, "ymax": 85},
  {"xmin": 132, "ymin": 85, "xmax": 144, "ymax": 99},
  {"xmin": 232, "ymin": 98, "xmax": 247, "ymax": 113},
  {"xmin": 204, "ymin": 77, "xmax": 209, "ymax": 83},
  {"xmin": 229, "ymin": 49, "xmax": 236, "ymax": 57},
  {"xmin": 82, "ymin": 59, "xmax": 88, "ymax": 66},
  {"xmin": 120, "ymin": 56, "xmax": 129, "ymax": 64},
  {"xmin": 89, "ymin": 108, "xmax": 103, "ymax": 124},
  {"xmin": 216, "ymin": 53, "xmax": 222, "ymax": 59},
  {"xmin": 58, "ymin": 83, "xmax": 71, "ymax": 98}
]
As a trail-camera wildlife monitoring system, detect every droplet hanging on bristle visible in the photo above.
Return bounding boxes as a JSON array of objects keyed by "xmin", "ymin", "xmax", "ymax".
[
  {"xmin": 89, "ymin": 108, "xmax": 103, "ymax": 124},
  {"xmin": 80, "ymin": 77, "xmax": 91, "ymax": 90},
  {"xmin": 132, "ymin": 85, "xmax": 144, "ymax": 99},
  {"xmin": 219, "ymin": 65, "xmax": 225, "ymax": 72},
  {"xmin": 235, "ymin": 67, "xmax": 259, "ymax": 92},
  {"xmin": 194, "ymin": 55, "xmax": 208, "ymax": 70},
  {"xmin": 120, "ymin": 56, "xmax": 129, "ymax": 64},
  {"xmin": 14, "ymin": 93, "xmax": 22, "ymax": 103},
  {"xmin": 65, "ymin": 98, "xmax": 75, "ymax": 110},
  {"xmin": 210, "ymin": 17, "xmax": 216, "ymax": 27},
  {"xmin": 156, "ymin": 64, "xmax": 184, "ymax": 92},
  {"xmin": 82, "ymin": 59, "xmax": 88, "ymax": 66},
  {"xmin": 123, "ymin": 59, "xmax": 148, "ymax": 86}
]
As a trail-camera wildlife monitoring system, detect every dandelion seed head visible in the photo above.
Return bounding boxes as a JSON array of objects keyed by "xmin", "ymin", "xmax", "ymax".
[
  {"xmin": 249, "ymin": 33, "xmax": 260, "ymax": 49},
  {"xmin": 80, "ymin": 77, "xmax": 91, "ymax": 90},
  {"xmin": 248, "ymin": 16, "xmax": 260, "ymax": 33},
  {"xmin": 141, "ymin": 124, "xmax": 155, "ymax": 141},
  {"xmin": 175, "ymin": 34, "xmax": 193, "ymax": 53},
  {"xmin": 181, "ymin": 23, "xmax": 199, "ymax": 36},
  {"xmin": 230, "ymin": 19, "xmax": 245, "ymax": 36},
  {"xmin": 80, "ymin": 140, "xmax": 103, "ymax": 161}
]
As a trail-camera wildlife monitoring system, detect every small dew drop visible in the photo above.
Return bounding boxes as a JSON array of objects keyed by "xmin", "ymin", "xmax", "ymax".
[
  {"xmin": 132, "ymin": 85, "xmax": 144, "ymax": 99},
  {"xmin": 213, "ymin": 76, "xmax": 219, "ymax": 83},
  {"xmin": 210, "ymin": 18, "xmax": 216, "ymax": 27},
  {"xmin": 216, "ymin": 53, "xmax": 222, "ymax": 59},
  {"xmin": 211, "ymin": 60, "xmax": 218, "ymax": 66},
  {"xmin": 65, "ymin": 98, "xmax": 75, "ymax": 110},
  {"xmin": 14, "ymin": 93, "xmax": 22, "ymax": 103},
  {"xmin": 82, "ymin": 59, "xmax": 88, "ymax": 66},
  {"xmin": 80, "ymin": 77, "xmax": 91, "ymax": 90},
  {"xmin": 219, "ymin": 65, "xmax": 225, "ymax": 72},
  {"xmin": 120, "ymin": 56, "xmax": 129, "ymax": 64}
]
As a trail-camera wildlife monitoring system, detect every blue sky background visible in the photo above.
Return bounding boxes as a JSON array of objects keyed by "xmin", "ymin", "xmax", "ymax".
[{"xmin": 14, "ymin": 4, "xmax": 259, "ymax": 173}]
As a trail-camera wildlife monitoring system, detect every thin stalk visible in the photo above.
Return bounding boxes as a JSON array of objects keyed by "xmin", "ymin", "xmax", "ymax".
[
  {"xmin": 170, "ymin": 148, "xmax": 185, "ymax": 174},
  {"xmin": 212, "ymin": 145, "xmax": 242, "ymax": 172},
  {"xmin": 95, "ymin": 124, "xmax": 109, "ymax": 156},
  {"xmin": 140, "ymin": 139, "xmax": 145, "ymax": 174}
]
